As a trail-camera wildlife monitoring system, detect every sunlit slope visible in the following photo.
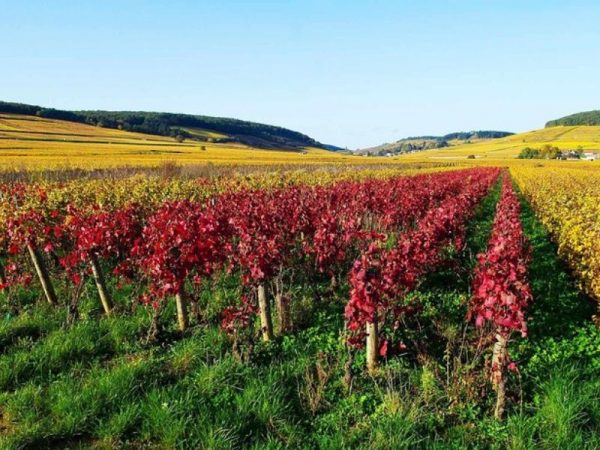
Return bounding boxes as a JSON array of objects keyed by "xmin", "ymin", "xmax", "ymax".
[
  {"xmin": 0, "ymin": 114, "xmax": 364, "ymax": 170},
  {"xmin": 399, "ymin": 126, "xmax": 600, "ymax": 161}
]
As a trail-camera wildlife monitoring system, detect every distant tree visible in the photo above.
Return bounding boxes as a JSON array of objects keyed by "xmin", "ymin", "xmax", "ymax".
[
  {"xmin": 518, "ymin": 145, "xmax": 561, "ymax": 160},
  {"xmin": 539, "ymin": 144, "xmax": 561, "ymax": 159},
  {"xmin": 518, "ymin": 147, "xmax": 541, "ymax": 159}
]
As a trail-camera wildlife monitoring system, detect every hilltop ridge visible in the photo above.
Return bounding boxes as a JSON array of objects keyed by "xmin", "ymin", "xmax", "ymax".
[
  {"xmin": 0, "ymin": 101, "xmax": 326, "ymax": 151},
  {"xmin": 356, "ymin": 130, "xmax": 513, "ymax": 156},
  {"xmin": 546, "ymin": 110, "xmax": 600, "ymax": 127}
]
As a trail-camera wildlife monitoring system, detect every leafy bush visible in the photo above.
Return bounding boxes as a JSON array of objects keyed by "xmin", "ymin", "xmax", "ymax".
[{"xmin": 518, "ymin": 144, "xmax": 562, "ymax": 159}]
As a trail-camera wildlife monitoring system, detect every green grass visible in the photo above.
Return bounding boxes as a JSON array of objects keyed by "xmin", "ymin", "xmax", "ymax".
[{"xmin": 0, "ymin": 181, "xmax": 598, "ymax": 449}]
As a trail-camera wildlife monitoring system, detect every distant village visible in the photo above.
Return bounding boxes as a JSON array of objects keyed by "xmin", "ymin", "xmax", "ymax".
[
  {"xmin": 364, "ymin": 149, "xmax": 600, "ymax": 160},
  {"xmin": 563, "ymin": 151, "xmax": 600, "ymax": 161},
  {"xmin": 518, "ymin": 145, "xmax": 600, "ymax": 161}
]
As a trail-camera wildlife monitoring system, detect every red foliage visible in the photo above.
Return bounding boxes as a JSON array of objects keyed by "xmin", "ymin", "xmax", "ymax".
[
  {"xmin": 60, "ymin": 204, "xmax": 145, "ymax": 283},
  {"xmin": 0, "ymin": 168, "xmax": 505, "ymax": 347},
  {"xmin": 468, "ymin": 175, "xmax": 532, "ymax": 338},
  {"xmin": 132, "ymin": 200, "xmax": 229, "ymax": 300},
  {"xmin": 221, "ymin": 295, "xmax": 258, "ymax": 334},
  {"xmin": 345, "ymin": 168, "xmax": 500, "ymax": 348}
]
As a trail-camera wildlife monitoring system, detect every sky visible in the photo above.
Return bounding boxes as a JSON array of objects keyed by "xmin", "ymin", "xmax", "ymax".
[{"xmin": 2, "ymin": 0, "xmax": 600, "ymax": 148}]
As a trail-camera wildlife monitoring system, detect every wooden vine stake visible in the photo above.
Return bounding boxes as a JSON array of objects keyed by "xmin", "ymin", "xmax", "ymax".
[
  {"xmin": 366, "ymin": 318, "xmax": 378, "ymax": 375},
  {"xmin": 0, "ymin": 259, "xmax": 6, "ymax": 287},
  {"xmin": 27, "ymin": 243, "xmax": 57, "ymax": 305},
  {"xmin": 175, "ymin": 285, "xmax": 189, "ymax": 331},
  {"xmin": 276, "ymin": 292, "xmax": 291, "ymax": 335},
  {"xmin": 330, "ymin": 273, "xmax": 338, "ymax": 291},
  {"xmin": 90, "ymin": 255, "xmax": 114, "ymax": 316},
  {"xmin": 257, "ymin": 283, "xmax": 274, "ymax": 342},
  {"xmin": 491, "ymin": 333, "xmax": 508, "ymax": 420},
  {"xmin": 274, "ymin": 270, "xmax": 291, "ymax": 335}
]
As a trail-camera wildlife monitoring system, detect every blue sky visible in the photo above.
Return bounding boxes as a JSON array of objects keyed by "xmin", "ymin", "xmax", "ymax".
[{"xmin": 2, "ymin": 0, "xmax": 600, "ymax": 148}]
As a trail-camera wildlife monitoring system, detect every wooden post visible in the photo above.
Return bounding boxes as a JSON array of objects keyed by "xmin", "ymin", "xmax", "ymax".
[
  {"xmin": 491, "ymin": 333, "xmax": 507, "ymax": 420},
  {"xmin": 258, "ymin": 283, "xmax": 274, "ymax": 341},
  {"xmin": 146, "ymin": 301, "xmax": 163, "ymax": 344},
  {"xmin": 366, "ymin": 318, "xmax": 378, "ymax": 375},
  {"xmin": 276, "ymin": 292, "xmax": 291, "ymax": 335},
  {"xmin": 0, "ymin": 258, "xmax": 6, "ymax": 286},
  {"xmin": 343, "ymin": 347, "xmax": 355, "ymax": 393},
  {"xmin": 330, "ymin": 273, "xmax": 338, "ymax": 290},
  {"xmin": 27, "ymin": 243, "xmax": 57, "ymax": 305},
  {"xmin": 175, "ymin": 285, "xmax": 189, "ymax": 331},
  {"xmin": 90, "ymin": 255, "xmax": 114, "ymax": 316},
  {"xmin": 274, "ymin": 272, "xmax": 291, "ymax": 335}
]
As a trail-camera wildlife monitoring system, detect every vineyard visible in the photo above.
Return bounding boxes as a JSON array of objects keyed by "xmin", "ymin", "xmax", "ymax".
[
  {"xmin": 0, "ymin": 165, "xmax": 599, "ymax": 449},
  {"xmin": 0, "ymin": 113, "xmax": 376, "ymax": 171},
  {"xmin": 5, "ymin": 111, "xmax": 600, "ymax": 172}
]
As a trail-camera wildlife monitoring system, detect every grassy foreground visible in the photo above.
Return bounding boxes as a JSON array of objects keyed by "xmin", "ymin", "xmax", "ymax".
[{"xmin": 0, "ymin": 181, "xmax": 598, "ymax": 449}]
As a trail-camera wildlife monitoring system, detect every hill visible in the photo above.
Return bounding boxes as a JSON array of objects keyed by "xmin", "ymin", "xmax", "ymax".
[
  {"xmin": 357, "ymin": 130, "xmax": 513, "ymax": 156},
  {"xmin": 0, "ymin": 101, "xmax": 325, "ymax": 150},
  {"xmin": 397, "ymin": 125, "xmax": 600, "ymax": 161},
  {"xmin": 0, "ymin": 113, "xmax": 355, "ymax": 171},
  {"xmin": 546, "ymin": 110, "xmax": 600, "ymax": 127}
]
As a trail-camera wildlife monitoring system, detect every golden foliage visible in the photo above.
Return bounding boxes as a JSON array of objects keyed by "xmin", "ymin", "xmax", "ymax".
[
  {"xmin": 0, "ymin": 114, "xmax": 403, "ymax": 171},
  {"xmin": 511, "ymin": 166, "xmax": 600, "ymax": 303}
]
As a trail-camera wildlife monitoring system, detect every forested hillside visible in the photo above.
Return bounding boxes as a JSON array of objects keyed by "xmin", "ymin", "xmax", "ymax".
[
  {"xmin": 546, "ymin": 110, "xmax": 600, "ymax": 127},
  {"xmin": 0, "ymin": 101, "xmax": 324, "ymax": 150},
  {"xmin": 357, "ymin": 130, "xmax": 513, "ymax": 156}
]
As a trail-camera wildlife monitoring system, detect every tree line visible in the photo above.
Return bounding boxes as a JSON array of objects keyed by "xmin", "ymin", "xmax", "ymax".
[
  {"xmin": 0, "ymin": 101, "xmax": 323, "ymax": 149},
  {"xmin": 546, "ymin": 110, "xmax": 600, "ymax": 127}
]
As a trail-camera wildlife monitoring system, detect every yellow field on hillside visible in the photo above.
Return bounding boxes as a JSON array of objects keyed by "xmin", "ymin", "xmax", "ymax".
[
  {"xmin": 0, "ymin": 113, "xmax": 378, "ymax": 171},
  {"xmin": 398, "ymin": 125, "xmax": 600, "ymax": 162},
  {"xmin": 181, "ymin": 127, "xmax": 228, "ymax": 139},
  {"xmin": 4, "ymin": 113, "xmax": 600, "ymax": 172}
]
